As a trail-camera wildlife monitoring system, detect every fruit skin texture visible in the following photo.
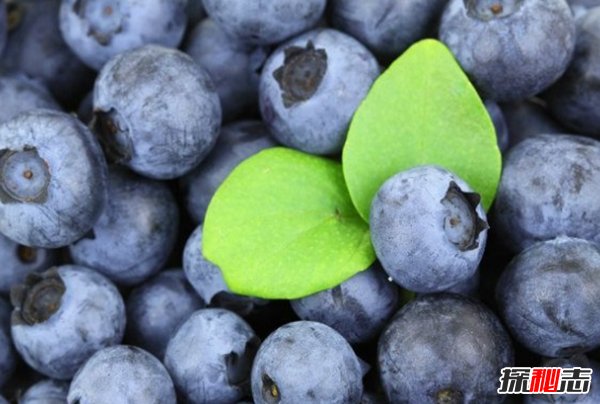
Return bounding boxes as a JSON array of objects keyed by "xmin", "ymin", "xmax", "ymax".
[
  {"xmin": 67, "ymin": 345, "xmax": 176, "ymax": 404},
  {"xmin": 0, "ymin": 110, "xmax": 107, "ymax": 248},
  {"xmin": 69, "ymin": 168, "xmax": 179, "ymax": 286},
  {"xmin": 184, "ymin": 19, "xmax": 268, "ymax": 122},
  {"xmin": 251, "ymin": 321, "xmax": 363, "ymax": 404},
  {"xmin": 20, "ymin": 379, "xmax": 69, "ymax": 404},
  {"xmin": 93, "ymin": 44, "xmax": 221, "ymax": 180},
  {"xmin": 546, "ymin": 8, "xmax": 600, "ymax": 137},
  {"xmin": 496, "ymin": 237, "xmax": 600, "ymax": 358},
  {"xmin": 183, "ymin": 224, "xmax": 229, "ymax": 304},
  {"xmin": 439, "ymin": 0, "xmax": 575, "ymax": 102},
  {"xmin": 181, "ymin": 120, "xmax": 277, "ymax": 223},
  {"xmin": 329, "ymin": 0, "xmax": 449, "ymax": 61},
  {"xmin": 164, "ymin": 308, "xmax": 260, "ymax": 404},
  {"xmin": 290, "ymin": 263, "xmax": 399, "ymax": 344},
  {"xmin": 0, "ymin": 74, "xmax": 61, "ymax": 124},
  {"xmin": 0, "ymin": 298, "xmax": 16, "ymax": 389},
  {"xmin": 0, "ymin": 0, "xmax": 95, "ymax": 107},
  {"xmin": 183, "ymin": 224, "xmax": 266, "ymax": 316},
  {"xmin": 59, "ymin": 0, "xmax": 187, "ymax": 70},
  {"xmin": 10, "ymin": 265, "xmax": 126, "ymax": 380},
  {"xmin": 378, "ymin": 293, "xmax": 514, "ymax": 403},
  {"xmin": 494, "ymin": 134, "xmax": 600, "ymax": 253},
  {"xmin": 568, "ymin": 0, "xmax": 600, "ymax": 18},
  {"xmin": 125, "ymin": 269, "xmax": 204, "ymax": 359},
  {"xmin": 370, "ymin": 165, "xmax": 488, "ymax": 293},
  {"xmin": 259, "ymin": 28, "xmax": 380, "ymax": 155},
  {"xmin": 201, "ymin": 0, "xmax": 326, "ymax": 46},
  {"xmin": 0, "ymin": 233, "xmax": 55, "ymax": 295}
]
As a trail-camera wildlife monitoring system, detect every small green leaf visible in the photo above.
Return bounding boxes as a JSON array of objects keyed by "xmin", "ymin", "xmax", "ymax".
[
  {"xmin": 203, "ymin": 147, "xmax": 375, "ymax": 299},
  {"xmin": 342, "ymin": 39, "xmax": 502, "ymax": 221}
]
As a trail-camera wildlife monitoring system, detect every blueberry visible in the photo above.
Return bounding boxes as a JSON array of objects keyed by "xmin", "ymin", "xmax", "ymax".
[
  {"xmin": 0, "ymin": 110, "xmax": 107, "ymax": 248},
  {"xmin": 10, "ymin": 265, "xmax": 125, "ymax": 379},
  {"xmin": 496, "ymin": 237, "xmax": 600, "ymax": 358},
  {"xmin": 501, "ymin": 99, "xmax": 565, "ymax": 149},
  {"xmin": 0, "ymin": 0, "xmax": 95, "ymax": 107},
  {"xmin": 0, "ymin": 232, "xmax": 55, "ymax": 295},
  {"xmin": 182, "ymin": 224, "xmax": 228, "ymax": 303},
  {"xmin": 251, "ymin": 321, "xmax": 363, "ymax": 403},
  {"xmin": 290, "ymin": 263, "xmax": 399, "ymax": 344},
  {"xmin": 329, "ymin": 0, "xmax": 448, "ymax": 61},
  {"xmin": 0, "ymin": 74, "xmax": 61, "ymax": 124},
  {"xmin": 183, "ymin": 224, "xmax": 267, "ymax": 315},
  {"xmin": 494, "ymin": 134, "xmax": 600, "ymax": 252},
  {"xmin": 67, "ymin": 345, "xmax": 176, "ymax": 404},
  {"xmin": 59, "ymin": 0, "xmax": 187, "ymax": 70},
  {"xmin": 379, "ymin": 293, "xmax": 514, "ymax": 403},
  {"xmin": 0, "ymin": 298, "xmax": 16, "ymax": 389},
  {"xmin": 545, "ymin": 7, "xmax": 600, "ymax": 137},
  {"xmin": 69, "ymin": 168, "xmax": 179, "ymax": 286},
  {"xmin": 202, "ymin": 0, "xmax": 326, "ymax": 46},
  {"xmin": 92, "ymin": 44, "xmax": 221, "ymax": 179},
  {"xmin": 440, "ymin": 0, "xmax": 576, "ymax": 101},
  {"xmin": 125, "ymin": 269, "xmax": 204, "ymax": 359},
  {"xmin": 524, "ymin": 354, "xmax": 600, "ymax": 403},
  {"xmin": 370, "ymin": 165, "xmax": 488, "ymax": 293},
  {"xmin": 180, "ymin": 121, "xmax": 277, "ymax": 223},
  {"xmin": 184, "ymin": 19, "xmax": 268, "ymax": 122},
  {"xmin": 20, "ymin": 379, "xmax": 69, "ymax": 404},
  {"xmin": 260, "ymin": 28, "xmax": 380, "ymax": 155},
  {"xmin": 164, "ymin": 308, "xmax": 260, "ymax": 403},
  {"xmin": 484, "ymin": 100, "xmax": 509, "ymax": 151}
]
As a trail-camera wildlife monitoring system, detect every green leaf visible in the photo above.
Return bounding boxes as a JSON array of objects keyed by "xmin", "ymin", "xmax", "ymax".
[
  {"xmin": 342, "ymin": 39, "xmax": 502, "ymax": 221},
  {"xmin": 203, "ymin": 147, "xmax": 375, "ymax": 299}
]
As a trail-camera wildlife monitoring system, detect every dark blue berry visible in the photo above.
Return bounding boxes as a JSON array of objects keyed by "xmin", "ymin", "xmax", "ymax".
[
  {"xmin": 0, "ymin": 110, "xmax": 107, "ymax": 248},
  {"xmin": 10, "ymin": 265, "xmax": 125, "ymax": 379}
]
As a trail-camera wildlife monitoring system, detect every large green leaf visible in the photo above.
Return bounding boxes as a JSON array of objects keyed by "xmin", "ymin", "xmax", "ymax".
[
  {"xmin": 203, "ymin": 147, "xmax": 375, "ymax": 299},
  {"xmin": 343, "ymin": 39, "xmax": 502, "ymax": 221}
]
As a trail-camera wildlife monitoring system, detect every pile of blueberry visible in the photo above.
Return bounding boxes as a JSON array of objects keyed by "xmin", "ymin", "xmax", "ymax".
[{"xmin": 0, "ymin": 0, "xmax": 600, "ymax": 403}]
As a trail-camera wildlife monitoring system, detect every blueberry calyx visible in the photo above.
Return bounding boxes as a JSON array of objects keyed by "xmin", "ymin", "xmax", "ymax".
[
  {"xmin": 0, "ymin": 148, "xmax": 50, "ymax": 204},
  {"xmin": 261, "ymin": 373, "xmax": 281, "ymax": 403},
  {"xmin": 92, "ymin": 109, "xmax": 132, "ymax": 163},
  {"xmin": 73, "ymin": 0, "xmax": 122, "ymax": 46},
  {"xmin": 441, "ymin": 181, "xmax": 488, "ymax": 251},
  {"xmin": 225, "ymin": 336, "xmax": 260, "ymax": 390},
  {"xmin": 273, "ymin": 41, "xmax": 328, "ymax": 108},
  {"xmin": 16, "ymin": 245, "xmax": 37, "ymax": 264},
  {"xmin": 435, "ymin": 388, "xmax": 464, "ymax": 404},
  {"xmin": 10, "ymin": 268, "xmax": 65, "ymax": 326},
  {"xmin": 465, "ymin": 0, "xmax": 523, "ymax": 21}
]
